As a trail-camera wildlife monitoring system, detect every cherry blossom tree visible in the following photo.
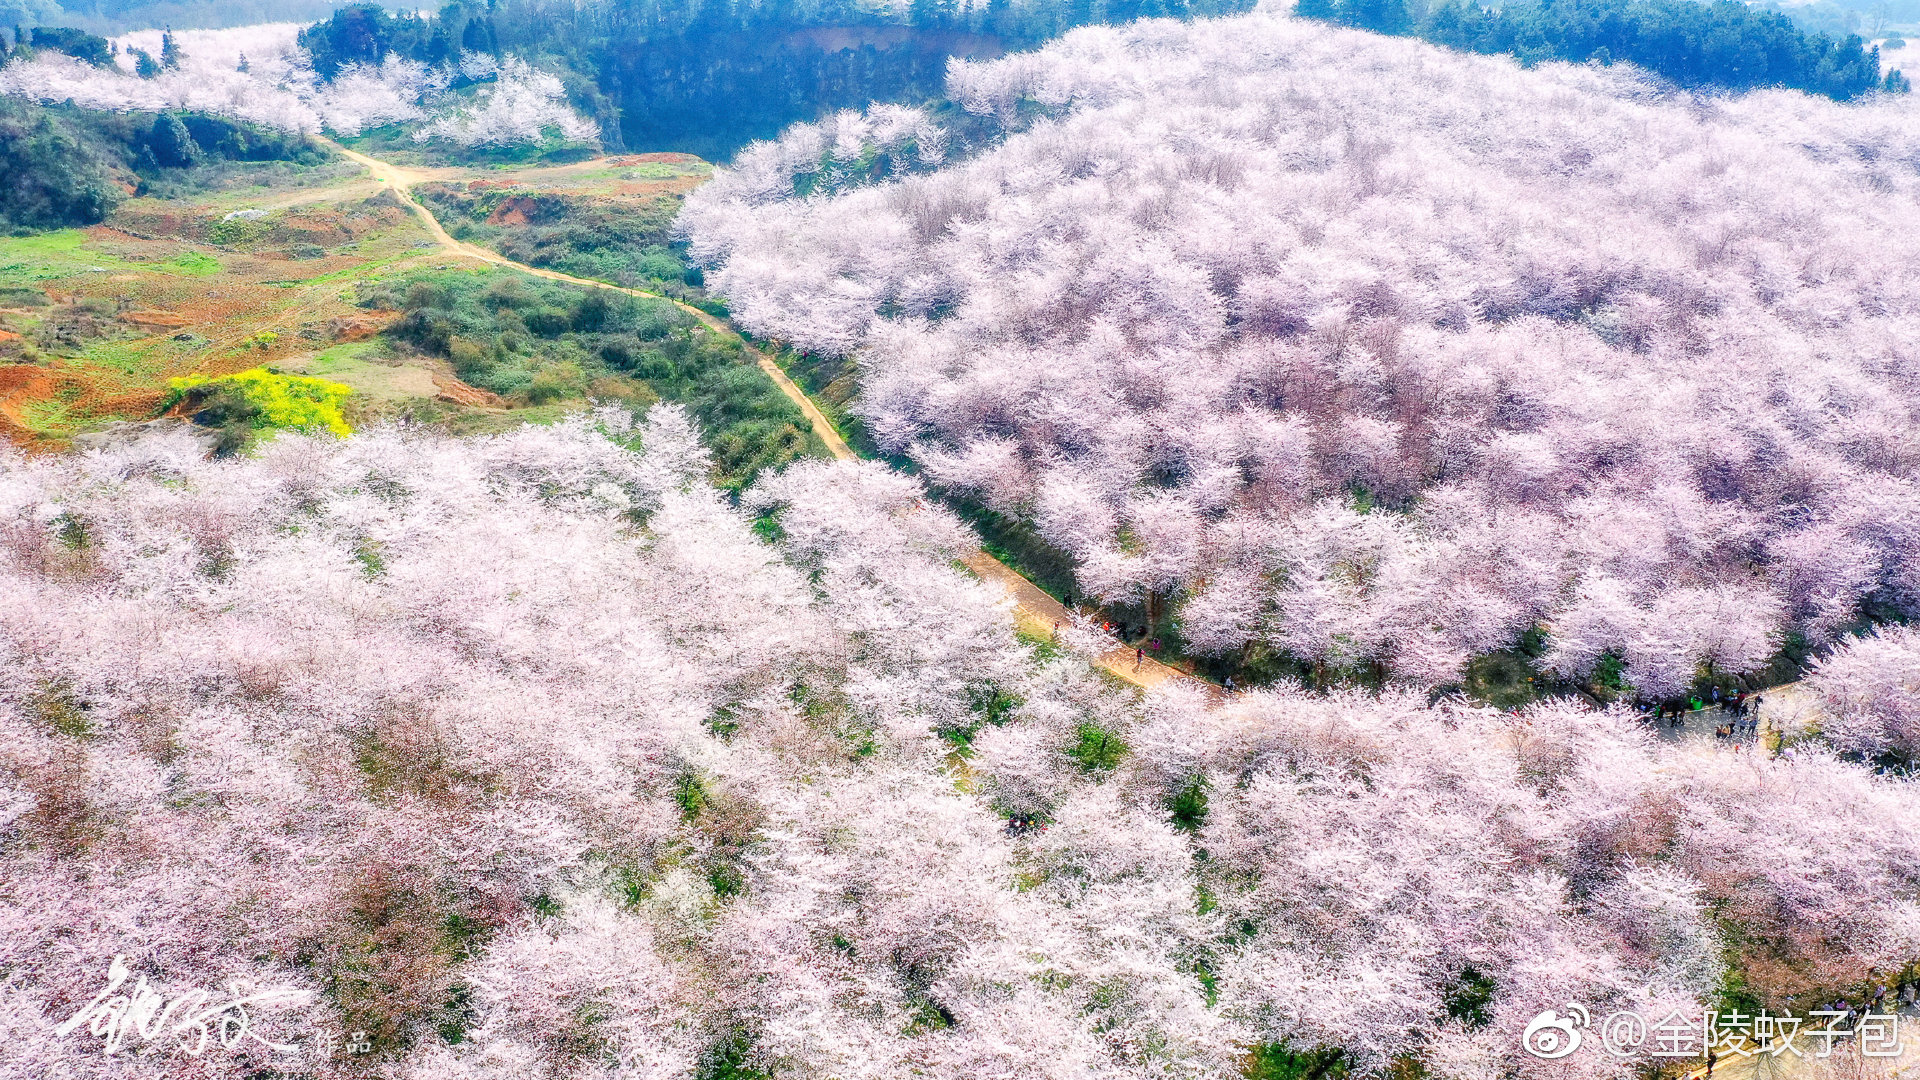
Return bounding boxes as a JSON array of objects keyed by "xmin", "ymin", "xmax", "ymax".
[
  {"xmin": 1807, "ymin": 626, "xmax": 1920, "ymax": 760},
  {"xmin": 0, "ymin": 22, "xmax": 595, "ymax": 145},
  {"xmin": 5, "ymin": 414, "xmax": 1918, "ymax": 1078},
  {"xmin": 682, "ymin": 11, "xmax": 1920, "ymax": 690}
]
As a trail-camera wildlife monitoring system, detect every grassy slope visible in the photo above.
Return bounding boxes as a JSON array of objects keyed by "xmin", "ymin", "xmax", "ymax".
[
  {"xmin": 397, "ymin": 153, "xmax": 827, "ymax": 487},
  {"xmin": 0, "ymin": 160, "xmax": 446, "ymax": 445},
  {"xmin": 0, "ymin": 147, "xmax": 827, "ymax": 493}
]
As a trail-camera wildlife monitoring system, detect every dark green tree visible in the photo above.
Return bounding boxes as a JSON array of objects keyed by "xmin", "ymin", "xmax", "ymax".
[
  {"xmin": 1345, "ymin": 0, "xmax": 1900, "ymax": 101},
  {"xmin": 1343, "ymin": 0, "xmax": 1414, "ymax": 35},
  {"xmin": 149, "ymin": 112, "xmax": 202, "ymax": 168},
  {"xmin": 30, "ymin": 27, "xmax": 112, "ymax": 66},
  {"xmin": 0, "ymin": 102, "xmax": 124, "ymax": 228},
  {"xmin": 459, "ymin": 12, "xmax": 497, "ymax": 55}
]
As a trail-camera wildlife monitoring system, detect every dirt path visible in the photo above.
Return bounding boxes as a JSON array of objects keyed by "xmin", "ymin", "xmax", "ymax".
[
  {"xmin": 324, "ymin": 139, "xmax": 1199, "ymax": 693},
  {"xmin": 962, "ymin": 551, "xmax": 1202, "ymax": 691}
]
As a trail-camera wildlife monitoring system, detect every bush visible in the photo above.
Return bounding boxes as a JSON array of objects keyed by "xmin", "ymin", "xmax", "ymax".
[
  {"xmin": 362, "ymin": 268, "xmax": 821, "ymax": 489},
  {"xmin": 0, "ymin": 102, "xmax": 128, "ymax": 229},
  {"xmin": 167, "ymin": 368, "xmax": 354, "ymax": 447},
  {"xmin": 527, "ymin": 361, "xmax": 587, "ymax": 404}
]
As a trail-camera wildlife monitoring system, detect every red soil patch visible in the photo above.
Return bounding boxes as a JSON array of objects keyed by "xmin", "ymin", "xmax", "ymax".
[
  {"xmin": 431, "ymin": 372, "xmax": 504, "ymax": 408},
  {"xmin": 327, "ymin": 314, "xmax": 393, "ymax": 341},
  {"xmin": 0, "ymin": 363, "xmax": 173, "ymax": 448},
  {"xmin": 0, "ymin": 331, "xmax": 20, "ymax": 343},
  {"xmin": 0, "ymin": 365, "xmax": 64, "ymax": 444},
  {"xmin": 123, "ymin": 311, "xmax": 190, "ymax": 329},
  {"xmin": 485, "ymin": 195, "xmax": 540, "ymax": 226},
  {"xmin": 108, "ymin": 210, "xmax": 197, "ymax": 238},
  {"xmin": 0, "ymin": 364, "xmax": 54, "ymax": 396}
]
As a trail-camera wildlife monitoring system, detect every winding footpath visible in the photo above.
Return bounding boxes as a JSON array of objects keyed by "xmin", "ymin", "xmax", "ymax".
[{"xmin": 324, "ymin": 139, "xmax": 1199, "ymax": 692}]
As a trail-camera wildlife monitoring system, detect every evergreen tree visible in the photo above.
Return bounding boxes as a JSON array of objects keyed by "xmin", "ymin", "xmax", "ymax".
[
  {"xmin": 460, "ymin": 14, "xmax": 496, "ymax": 55},
  {"xmin": 29, "ymin": 26, "xmax": 112, "ymax": 67},
  {"xmin": 149, "ymin": 112, "xmax": 200, "ymax": 168},
  {"xmin": 1344, "ymin": 0, "xmax": 1414, "ymax": 35},
  {"xmin": 160, "ymin": 28, "xmax": 179, "ymax": 69}
]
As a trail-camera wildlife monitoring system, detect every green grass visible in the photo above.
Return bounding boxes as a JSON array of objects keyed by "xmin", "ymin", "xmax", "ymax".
[
  {"xmin": 360, "ymin": 266, "xmax": 826, "ymax": 489},
  {"xmin": 18, "ymin": 397, "xmax": 79, "ymax": 437},
  {"xmin": 164, "ymin": 251, "xmax": 223, "ymax": 277},
  {"xmin": 269, "ymin": 248, "xmax": 420, "ymax": 287},
  {"xmin": 1168, "ymin": 775, "xmax": 1209, "ymax": 832},
  {"xmin": 1016, "ymin": 626, "xmax": 1064, "ymax": 663},
  {"xmin": 31, "ymin": 680, "xmax": 93, "ymax": 738},
  {"xmin": 613, "ymin": 161, "xmax": 704, "ymax": 180},
  {"xmin": 1244, "ymin": 1043, "xmax": 1349, "ymax": 1080},
  {"xmin": 79, "ymin": 336, "xmax": 199, "ymax": 378},
  {"xmin": 0, "ymin": 229, "xmax": 90, "ymax": 261},
  {"xmin": 1460, "ymin": 648, "xmax": 1541, "ymax": 709},
  {"xmin": 298, "ymin": 340, "xmax": 385, "ymax": 371},
  {"xmin": 283, "ymin": 341, "xmax": 442, "ymax": 405},
  {"xmin": 0, "ymin": 229, "xmax": 123, "ymax": 282},
  {"xmin": 1066, "ymin": 722, "xmax": 1128, "ymax": 772},
  {"xmin": 0, "ymin": 230, "xmax": 222, "ymax": 284}
]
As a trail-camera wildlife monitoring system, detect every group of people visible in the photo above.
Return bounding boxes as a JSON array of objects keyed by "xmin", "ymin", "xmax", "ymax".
[{"xmin": 1637, "ymin": 687, "xmax": 1765, "ymax": 739}]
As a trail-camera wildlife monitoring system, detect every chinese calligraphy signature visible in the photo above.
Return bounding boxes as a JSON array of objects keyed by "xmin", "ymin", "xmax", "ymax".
[{"xmin": 55, "ymin": 955, "xmax": 311, "ymax": 1057}]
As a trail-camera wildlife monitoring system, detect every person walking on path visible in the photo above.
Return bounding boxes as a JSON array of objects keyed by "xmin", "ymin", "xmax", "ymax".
[{"xmin": 1136, "ymin": 647, "xmax": 1144, "ymax": 670}]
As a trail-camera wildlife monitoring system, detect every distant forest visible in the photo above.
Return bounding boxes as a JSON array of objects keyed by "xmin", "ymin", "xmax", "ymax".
[
  {"xmin": 299, "ymin": 0, "xmax": 1260, "ymax": 160},
  {"xmin": 1300, "ymin": 0, "xmax": 1906, "ymax": 98},
  {"xmin": 0, "ymin": 0, "xmax": 342, "ymax": 35}
]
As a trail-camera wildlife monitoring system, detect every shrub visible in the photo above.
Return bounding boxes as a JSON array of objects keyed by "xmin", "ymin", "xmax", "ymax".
[
  {"xmin": 526, "ymin": 361, "xmax": 587, "ymax": 404},
  {"xmin": 362, "ymin": 268, "xmax": 820, "ymax": 489},
  {"xmin": 167, "ymin": 367, "xmax": 353, "ymax": 440}
]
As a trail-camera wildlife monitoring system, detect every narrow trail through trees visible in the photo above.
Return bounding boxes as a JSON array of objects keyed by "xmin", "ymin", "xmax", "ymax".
[
  {"xmin": 323, "ymin": 141, "xmax": 1830, "ymax": 718},
  {"xmin": 323, "ymin": 139, "xmax": 1198, "ymax": 692}
]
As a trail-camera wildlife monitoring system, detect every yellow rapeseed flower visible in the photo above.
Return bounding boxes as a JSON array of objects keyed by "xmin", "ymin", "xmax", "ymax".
[{"xmin": 168, "ymin": 368, "xmax": 354, "ymax": 436}]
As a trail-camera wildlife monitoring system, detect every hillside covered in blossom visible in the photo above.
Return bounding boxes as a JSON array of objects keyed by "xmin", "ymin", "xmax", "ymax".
[
  {"xmin": 683, "ymin": 11, "xmax": 1920, "ymax": 697},
  {"xmin": 7, "ymin": 3, "xmax": 1920, "ymax": 1078},
  {"xmin": 0, "ymin": 21, "xmax": 597, "ymax": 147},
  {"xmin": 4, "ymin": 411, "xmax": 1919, "ymax": 1079}
]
